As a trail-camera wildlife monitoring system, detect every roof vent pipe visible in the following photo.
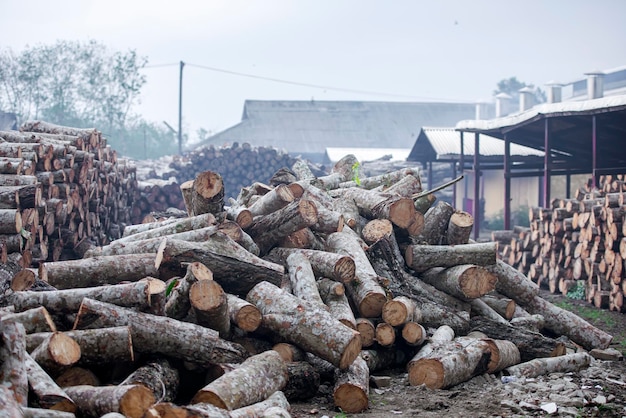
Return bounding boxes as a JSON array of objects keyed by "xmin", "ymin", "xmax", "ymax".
[
  {"xmin": 495, "ymin": 92, "xmax": 512, "ymax": 117},
  {"xmin": 475, "ymin": 101, "xmax": 488, "ymax": 120},
  {"xmin": 519, "ymin": 87, "xmax": 535, "ymax": 112},
  {"xmin": 545, "ymin": 81, "xmax": 563, "ymax": 103},
  {"xmin": 585, "ymin": 70, "xmax": 605, "ymax": 99}
]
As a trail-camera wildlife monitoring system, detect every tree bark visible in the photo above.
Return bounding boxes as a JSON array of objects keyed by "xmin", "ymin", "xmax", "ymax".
[
  {"xmin": 0, "ymin": 385, "xmax": 24, "ymax": 418},
  {"xmin": 226, "ymin": 293, "xmax": 262, "ymax": 332},
  {"xmin": 405, "ymin": 242, "xmax": 497, "ymax": 273},
  {"xmin": 333, "ymin": 355, "xmax": 369, "ymax": 413},
  {"xmin": 333, "ymin": 187, "xmax": 416, "ymax": 229},
  {"xmin": 111, "ymin": 213, "xmax": 217, "ymax": 246},
  {"xmin": 0, "ymin": 209, "xmax": 21, "ymax": 234},
  {"xmin": 247, "ymin": 281, "xmax": 361, "ymax": 369},
  {"xmin": 24, "ymin": 352, "xmax": 76, "ymax": 412},
  {"xmin": 485, "ymin": 259, "xmax": 540, "ymax": 305},
  {"xmin": 1, "ymin": 306, "xmax": 57, "ymax": 333},
  {"xmin": 446, "ymin": 211, "xmax": 474, "ymax": 245},
  {"xmin": 185, "ymin": 170, "xmax": 225, "ymax": 216},
  {"xmin": 30, "ymin": 332, "xmax": 81, "ymax": 375},
  {"xmin": 382, "ymin": 296, "xmax": 422, "ymax": 327},
  {"xmin": 229, "ymin": 391, "xmax": 291, "ymax": 418},
  {"xmin": 317, "ymin": 278, "xmax": 356, "ymax": 329},
  {"xmin": 191, "ymin": 350, "xmax": 288, "ymax": 410},
  {"xmin": 283, "ymin": 361, "xmax": 320, "ymax": 401},
  {"xmin": 164, "ymin": 262, "xmax": 213, "ymax": 319},
  {"xmin": 246, "ymin": 184, "xmax": 294, "ymax": 217},
  {"xmin": 267, "ymin": 247, "xmax": 356, "ymax": 283},
  {"xmin": 286, "ymin": 252, "xmax": 325, "ymax": 308},
  {"xmin": 190, "ymin": 279, "xmax": 231, "ymax": 338},
  {"xmin": 63, "ymin": 384, "xmax": 155, "ymax": 418},
  {"xmin": 414, "ymin": 201, "xmax": 455, "ymax": 245},
  {"xmin": 39, "ymin": 254, "xmax": 160, "ymax": 289},
  {"xmin": 504, "ymin": 352, "xmax": 593, "ymax": 378},
  {"xmin": 326, "ymin": 229, "xmax": 388, "ymax": 318},
  {"xmin": 419, "ymin": 264, "xmax": 498, "ymax": 300},
  {"xmin": 119, "ymin": 358, "xmax": 179, "ymax": 403},
  {"xmin": 73, "ymin": 299, "xmax": 247, "ymax": 366},
  {"xmin": 0, "ymin": 321, "xmax": 28, "ymax": 406}
]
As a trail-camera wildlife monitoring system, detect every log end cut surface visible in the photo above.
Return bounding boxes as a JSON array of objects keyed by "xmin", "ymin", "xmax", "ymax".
[
  {"xmin": 408, "ymin": 359, "xmax": 444, "ymax": 389},
  {"xmin": 334, "ymin": 384, "xmax": 369, "ymax": 414},
  {"xmin": 458, "ymin": 266, "xmax": 498, "ymax": 299},
  {"xmin": 119, "ymin": 385, "xmax": 156, "ymax": 418},
  {"xmin": 191, "ymin": 391, "xmax": 228, "ymax": 410},
  {"xmin": 358, "ymin": 292, "xmax": 387, "ymax": 319},
  {"xmin": 339, "ymin": 332, "xmax": 363, "ymax": 370},
  {"xmin": 235, "ymin": 305, "xmax": 262, "ymax": 332}
]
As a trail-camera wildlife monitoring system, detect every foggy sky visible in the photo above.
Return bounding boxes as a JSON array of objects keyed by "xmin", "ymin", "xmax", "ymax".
[{"xmin": 1, "ymin": 0, "xmax": 625, "ymax": 142}]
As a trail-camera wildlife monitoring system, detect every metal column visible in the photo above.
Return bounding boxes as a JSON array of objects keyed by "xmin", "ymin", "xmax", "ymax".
[
  {"xmin": 592, "ymin": 115, "xmax": 597, "ymax": 189},
  {"xmin": 504, "ymin": 134, "xmax": 511, "ymax": 230},
  {"xmin": 473, "ymin": 132, "xmax": 480, "ymax": 240},
  {"xmin": 543, "ymin": 119, "xmax": 551, "ymax": 207}
]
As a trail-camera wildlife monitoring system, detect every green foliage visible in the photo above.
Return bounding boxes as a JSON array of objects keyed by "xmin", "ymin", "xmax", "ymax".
[
  {"xmin": 351, "ymin": 161, "xmax": 361, "ymax": 186},
  {"xmin": 485, "ymin": 205, "xmax": 530, "ymax": 230},
  {"xmin": 494, "ymin": 76, "xmax": 546, "ymax": 104},
  {"xmin": 106, "ymin": 119, "xmax": 178, "ymax": 160},
  {"xmin": 566, "ymin": 280, "xmax": 586, "ymax": 300}
]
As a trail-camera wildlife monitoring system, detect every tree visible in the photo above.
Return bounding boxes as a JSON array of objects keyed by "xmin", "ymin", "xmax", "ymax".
[
  {"xmin": 0, "ymin": 40, "xmax": 177, "ymax": 159},
  {"xmin": 493, "ymin": 76, "xmax": 546, "ymax": 104}
]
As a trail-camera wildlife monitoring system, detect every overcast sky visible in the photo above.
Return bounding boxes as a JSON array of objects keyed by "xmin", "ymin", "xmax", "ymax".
[{"xmin": 2, "ymin": 0, "xmax": 625, "ymax": 142}]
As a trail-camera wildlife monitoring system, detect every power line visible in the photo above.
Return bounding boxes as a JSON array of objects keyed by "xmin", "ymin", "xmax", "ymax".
[
  {"xmin": 186, "ymin": 62, "xmax": 467, "ymax": 102},
  {"xmin": 143, "ymin": 63, "xmax": 180, "ymax": 69}
]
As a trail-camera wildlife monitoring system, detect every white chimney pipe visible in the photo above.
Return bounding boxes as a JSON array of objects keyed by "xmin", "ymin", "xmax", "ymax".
[
  {"xmin": 495, "ymin": 92, "xmax": 512, "ymax": 117},
  {"xmin": 585, "ymin": 70, "xmax": 605, "ymax": 99},
  {"xmin": 475, "ymin": 101, "xmax": 488, "ymax": 120},
  {"xmin": 519, "ymin": 87, "xmax": 535, "ymax": 111},
  {"xmin": 545, "ymin": 81, "xmax": 563, "ymax": 103}
]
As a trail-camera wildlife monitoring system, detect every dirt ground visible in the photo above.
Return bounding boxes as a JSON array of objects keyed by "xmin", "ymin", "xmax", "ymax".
[{"xmin": 290, "ymin": 290, "xmax": 626, "ymax": 418}]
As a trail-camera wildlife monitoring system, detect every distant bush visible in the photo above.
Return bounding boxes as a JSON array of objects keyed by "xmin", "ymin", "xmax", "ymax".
[{"xmin": 486, "ymin": 205, "xmax": 530, "ymax": 230}]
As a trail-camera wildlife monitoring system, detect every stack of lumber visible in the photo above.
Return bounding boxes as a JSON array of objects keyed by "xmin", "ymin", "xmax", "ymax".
[
  {"xmin": 0, "ymin": 121, "xmax": 137, "ymax": 267},
  {"xmin": 0, "ymin": 155, "xmax": 613, "ymax": 417},
  {"xmin": 170, "ymin": 142, "xmax": 302, "ymax": 200},
  {"xmin": 492, "ymin": 174, "xmax": 626, "ymax": 313}
]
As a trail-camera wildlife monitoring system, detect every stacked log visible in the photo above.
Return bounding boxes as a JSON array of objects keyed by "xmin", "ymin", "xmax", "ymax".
[
  {"xmin": 0, "ymin": 121, "xmax": 138, "ymax": 266},
  {"xmin": 0, "ymin": 154, "xmax": 613, "ymax": 416},
  {"xmin": 494, "ymin": 174, "xmax": 626, "ymax": 313}
]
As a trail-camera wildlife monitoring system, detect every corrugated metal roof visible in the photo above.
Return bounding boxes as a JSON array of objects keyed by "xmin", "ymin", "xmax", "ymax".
[
  {"xmin": 198, "ymin": 100, "xmax": 479, "ymax": 159},
  {"xmin": 422, "ymin": 127, "xmax": 543, "ymax": 157},
  {"xmin": 325, "ymin": 147, "xmax": 411, "ymax": 163}
]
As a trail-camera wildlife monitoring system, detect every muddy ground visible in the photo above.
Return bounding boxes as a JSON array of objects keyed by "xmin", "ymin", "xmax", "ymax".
[{"xmin": 290, "ymin": 290, "xmax": 626, "ymax": 418}]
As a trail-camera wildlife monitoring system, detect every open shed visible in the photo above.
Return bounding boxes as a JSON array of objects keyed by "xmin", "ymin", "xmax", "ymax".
[{"xmin": 456, "ymin": 95, "xmax": 626, "ymax": 235}]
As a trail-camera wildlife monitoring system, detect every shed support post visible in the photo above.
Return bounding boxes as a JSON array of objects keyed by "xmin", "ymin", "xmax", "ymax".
[
  {"xmin": 427, "ymin": 161, "xmax": 433, "ymax": 190},
  {"xmin": 592, "ymin": 115, "xmax": 597, "ymax": 190},
  {"xmin": 473, "ymin": 132, "xmax": 480, "ymax": 240},
  {"xmin": 504, "ymin": 134, "xmax": 511, "ymax": 230},
  {"xmin": 460, "ymin": 131, "xmax": 465, "ymax": 209},
  {"xmin": 451, "ymin": 161, "xmax": 457, "ymax": 208},
  {"xmin": 543, "ymin": 119, "xmax": 551, "ymax": 207}
]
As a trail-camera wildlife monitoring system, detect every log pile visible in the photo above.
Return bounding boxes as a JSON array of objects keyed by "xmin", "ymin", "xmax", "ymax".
[
  {"xmin": 0, "ymin": 121, "xmax": 138, "ymax": 266},
  {"xmin": 493, "ymin": 174, "xmax": 626, "ymax": 313},
  {"xmin": 0, "ymin": 154, "xmax": 614, "ymax": 416}
]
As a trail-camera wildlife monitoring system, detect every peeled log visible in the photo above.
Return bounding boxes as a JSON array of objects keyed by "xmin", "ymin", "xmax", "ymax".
[
  {"xmin": 247, "ymin": 281, "xmax": 361, "ymax": 369},
  {"xmin": 0, "ymin": 321, "xmax": 28, "ymax": 406},
  {"xmin": 333, "ymin": 355, "xmax": 369, "ymax": 414},
  {"xmin": 419, "ymin": 264, "xmax": 498, "ymax": 300},
  {"xmin": 39, "ymin": 254, "xmax": 160, "ymax": 289},
  {"xmin": 73, "ymin": 299, "xmax": 247, "ymax": 366},
  {"xmin": 405, "ymin": 242, "xmax": 497, "ymax": 273},
  {"xmin": 191, "ymin": 350, "xmax": 287, "ymax": 410},
  {"xmin": 504, "ymin": 352, "xmax": 593, "ymax": 378},
  {"xmin": 63, "ymin": 384, "xmax": 155, "ymax": 418},
  {"xmin": 525, "ymin": 295, "xmax": 613, "ymax": 350},
  {"xmin": 326, "ymin": 229, "xmax": 387, "ymax": 318}
]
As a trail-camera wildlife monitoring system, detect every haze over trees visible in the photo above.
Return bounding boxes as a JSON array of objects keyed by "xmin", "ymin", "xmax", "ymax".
[
  {"xmin": 494, "ymin": 76, "xmax": 547, "ymax": 104},
  {"xmin": 0, "ymin": 40, "xmax": 178, "ymax": 159}
]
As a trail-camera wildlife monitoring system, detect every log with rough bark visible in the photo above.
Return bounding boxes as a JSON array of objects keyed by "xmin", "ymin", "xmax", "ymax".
[
  {"xmin": 465, "ymin": 331, "xmax": 521, "ymax": 373},
  {"xmin": 0, "ymin": 209, "xmax": 22, "ymax": 234},
  {"xmin": 246, "ymin": 199, "xmax": 319, "ymax": 255},
  {"xmin": 21, "ymin": 408, "xmax": 77, "ymax": 418},
  {"xmin": 247, "ymin": 281, "xmax": 361, "ymax": 369},
  {"xmin": 26, "ymin": 327, "xmax": 134, "ymax": 366},
  {"xmin": 414, "ymin": 201, "xmax": 455, "ymax": 245},
  {"xmin": 39, "ymin": 253, "xmax": 160, "ymax": 289},
  {"xmin": 317, "ymin": 278, "xmax": 356, "ymax": 329},
  {"xmin": 401, "ymin": 321, "xmax": 427, "ymax": 346},
  {"xmin": 110, "ymin": 213, "xmax": 217, "ymax": 246},
  {"xmin": 286, "ymin": 252, "xmax": 325, "ymax": 308},
  {"xmin": 0, "ymin": 385, "xmax": 24, "ymax": 417},
  {"xmin": 504, "ymin": 352, "xmax": 593, "ymax": 378},
  {"xmin": 191, "ymin": 350, "xmax": 288, "ymax": 410},
  {"xmin": 469, "ymin": 298, "xmax": 510, "ymax": 325},
  {"xmin": 120, "ymin": 358, "xmax": 179, "ymax": 403},
  {"xmin": 246, "ymin": 184, "xmax": 294, "ymax": 217},
  {"xmin": 282, "ymin": 361, "xmax": 320, "ymax": 401},
  {"xmin": 63, "ymin": 384, "xmax": 155, "ymax": 418},
  {"xmin": 446, "ymin": 210, "xmax": 474, "ymax": 245},
  {"xmin": 1, "ymin": 306, "xmax": 57, "ymax": 333},
  {"xmin": 226, "ymin": 293, "xmax": 262, "ymax": 332},
  {"xmin": 469, "ymin": 316, "xmax": 565, "ymax": 362},
  {"xmin": 325, "ymin": 229, "xmax": 388, "ymax": 318},
  {"xmin": 485, "ymin": 259, "xmax": 540, "ymax": 305},
  {"xmin": 190, "ymin": 278, "xmax": 230, "ymax": 338},
  {"xmin": 405, "ymin": 242, "xmax": 497, "ymax": 273},
  {"xmin": 229, "ymin": 390, "xmax": 291, "ymax": 418},
  {"xmin": 24, "ymin": 352, "xmax": 76, "ymax": 412},
  {"xmin": 183, "ymin": 170, "xmax": 225, "ymax": 216},
  {"xmin": 419, "ymin": 264, "xmax": 498, "ymax": 301},
  {"xmin": 30, "ymin": 332, "xmax": 81, "ymax": 374},
  {"xmin": 267, "ymin": 247, "xmax": 356, "ymax": 283},
  {"xmin": 355, "ymin": 318, "xmax": 376, "ymax": 348},
  {"xmin": 0, "ymin": 321, "xmax": 28, "ymax": 406},
  {"xmin": 407, "ymin": 334, "xmax": 491, "ymax": 389},
  {"xmin": 525, "ymin": 295, "xmax": 613, "ymax": 350},
  {"xmin": 164, "ymin": 261, "xmax": 213, "ymax": 319},
  {"xmin": 333, "ymin": 355, "xmax": 369, "ymax": 414},
  {"xmin": 73, "ymin": 298, "xmax": 247, "ymax": 366},
  {"xmin": 480, "ymin": 294, "xmax": 517, "ymax": 320},
  {"xmin": 6, "ymin": 280, "xmax": 158, "ymax": 313},
  {"xmin": 382, "ymin": 295, "xmax": 422, "ymax": 327}
]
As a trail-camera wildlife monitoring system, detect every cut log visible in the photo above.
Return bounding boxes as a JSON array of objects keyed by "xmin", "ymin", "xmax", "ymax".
[
  {"xmin": 0, "ymin": 321, "xmax": 28, "ymax": 406},
  {"xmin": 164, "ymin": 261, "xmax": 213, "ymax": 319},
  {"xmin": 332, "ymin": 187, "xmax": 416, "ymax": 229},
  {"xmin": 30, "ymin": 332, "xmax": 81, "ymax": 374},
  {"xmin": 480, "ymin": 294, "xmax": 516, "ymax": 320},
  {"xmin": 360, "ymin": 347, "xmax": 410, "ymax": 372},
  {"xmin": 325, "ymin": 229, "xmax": 388, "ymax": 318},
  {"xmin": 0, "ymin": 209, "xmax": 21, "ymax": 234},
  {"xmin": 120, "ymin": 358, "xmax": 179, "ymax": 403},
  {"xmin": 267, "ymin": 247, "xmax": 356, "ymax": 283},
  {"xmin": 191, "ymin": 350, "xmax": 287, "ymax": 410},
  {"xmin": 401, "ymin": 321, "xmax": 427, "ymax": 346},
  {"xmin": 184, "ymin": 170, "xmax": 225, "ymax": 216},
  {"xmin": 229, "ymin": 391, "xmax": 291, "ymax": 418},
  {"xmin": 446, "ymin": 210, "xmax": 474, "ymax": 245},
  {"xmin": 10, "ymin": 269, "xmax": 36, "ymax": 292},
  {"xmin": 405, "ymin": 242, "xmax": 497, "ymax": 273},
  {"xmin": 333, "ymin": 355, "xmax": 369, "ymax": 414},
  {"xmin": 121, "ymin": 217, "xmax": 181, "ymax": 237},
  {"xmin": 24, "ymin": 352, "xmax": 76, "ymax": 412},
  {"xmin": 419, "ymin": 264, "xmax": 498, "ymax": 300},
  {"xmin": 485, "ymin": 259, "xmax": 540, "ymax": 305},
  {"xmin": 469, "ymin": 316, "xmax": 565, "ymax": 362},
  {"xmin": 226, "ymin": 293, "xmax": 262, "ymax": 332},
  {"xmin": 465, "ymin": 331, "xmax": 521, "ymax": 373},
  {"xmin": 272, "ymin": 342, "xmax": 306, "ymax": 363},
  {"xmin": 317, "ymin": 278, "xmax": 356, "ymax": 329},
  {"xmin": 21, "ymin": 408, "xmax": 76, "ymax": 418},
  {"xmin": 247, "ymin": 184, "xmax": 294, "ymax": 217},
  {"xmin": 0, "ymin": 385, "xmax": 24, "ymax": 418},
  {"xmin": 375, "ymin": 322, "xmax": 396, "ymax": 347},
  {"xmin": 504, "ymin": 352, "xmax": 593, "ymax": 378},
  {"xmin": 73, "ymin": 298, "xmax": 247, "ymax": 366},
  {"xmin": 63, "ymin": 384, "xmax": 155, "ymax": 418},
  {"xmin": 39, "ymin": 254, "xmax": 160, "ymax": 289},
  {"xmin": 189, "ymin": 278, "xmax": 231, "ymax": 338},
  {"xmin": 286, "ymin": 252, "xmax": 325, "ymax": 308},
  {"xmin": 1, "ymin": 306, "xmax": 57, "ymax": 333},
  {"xmin": 27, "ymin": 327, "xmax": 134, "ymax": 366},
  {"xmin": 108, "ymin": 213, "xmax": 217, "ymax": 246},
  {"xmin": 247, "ymin": 281, "xmax": 361, "ymax": 369},
  {"xmin": 382, "ymin": 296, "xmax": 422, "ymax": 327},
  {"xmin": 469, "ymin": 298, "xmax": 510, "ymax": 325},
  {"xmin": 246, "ymin": 199, "xmax": 318, "ymax": 255},
  {"xmin": 283, "ymin": 361, "xmax": 320, "ymax": 401},
  {"xmin": 414, "ymin": 201, "xmax": 455, "ymax": 245},
  {"xmin": 355, "ymin": 318, "xmax": 376, "ymax": 348}
]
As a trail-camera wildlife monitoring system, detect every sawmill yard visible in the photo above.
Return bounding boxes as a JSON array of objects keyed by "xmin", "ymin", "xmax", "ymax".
[{"xmin": 0, "ymin": 123, "xmax": 625, "ymax": 418}]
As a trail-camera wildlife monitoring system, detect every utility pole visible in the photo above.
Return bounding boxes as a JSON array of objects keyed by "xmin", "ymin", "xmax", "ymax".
[{"xmin": 178, "ymin": 60, "xmax": 185, "ymax": 155}]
